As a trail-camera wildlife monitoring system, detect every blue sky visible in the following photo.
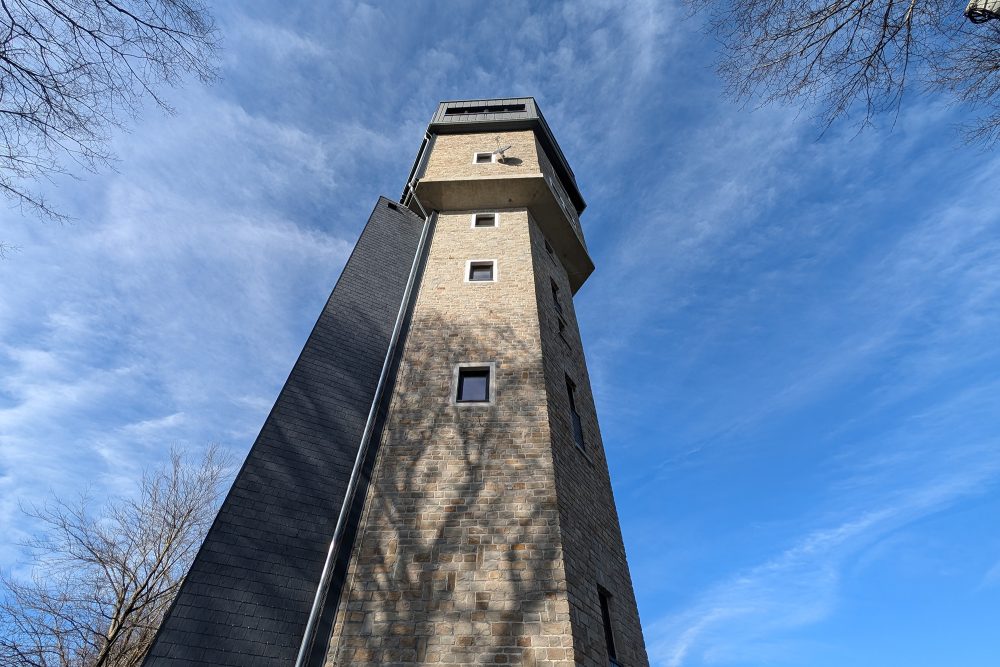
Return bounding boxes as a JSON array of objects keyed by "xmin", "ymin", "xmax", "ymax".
[{"xmin": 2, "ymin": 2, "xmax": 1000, "ymax": 665}]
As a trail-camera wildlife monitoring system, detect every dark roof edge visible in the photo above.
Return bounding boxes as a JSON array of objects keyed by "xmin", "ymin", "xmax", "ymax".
[{"xmin": 427, "ymin": 98, "xmax": 587, "ymax": 214}]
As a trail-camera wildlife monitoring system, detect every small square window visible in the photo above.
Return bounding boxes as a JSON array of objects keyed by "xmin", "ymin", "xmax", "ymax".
[
  {"xmin": 453, "ymin": 363, "xmax": 495, "ymax": 405},
  {"xmin": 457, "ymin": 368, "xmax": 490, "ymax": 402},
  {"xmin": 467, "ymin": 260, "xmax": 495, "ymax": 282},
  {"xmin": 473, "ymin": 213, "xmax": 497, "ymax": 228},
  {"xmin": 473, "ymin": 152, "xmax": 494, "ymax": 164}
]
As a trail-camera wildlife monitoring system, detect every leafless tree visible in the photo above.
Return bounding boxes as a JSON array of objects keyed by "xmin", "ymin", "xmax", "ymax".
[
  {"xmin": 690, "ymin": 0, "xmax": 1000, "ymax": 142},
  {"xmin": 0, "ymin": 0, "xmax": 219, "ymax": 220},
  {"xmin": 0, "ymin": 446, "xmax": 231, "ymax": 667}
]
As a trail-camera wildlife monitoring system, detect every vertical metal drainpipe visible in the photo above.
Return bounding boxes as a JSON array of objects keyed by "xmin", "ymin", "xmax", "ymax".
[
  {"xmin": 293, "ymin": 192, "xmax": 434, "ymax": 667},
  {"xmin": 403, "ymin": 132, "xmax": 434, "ymax": 209}
]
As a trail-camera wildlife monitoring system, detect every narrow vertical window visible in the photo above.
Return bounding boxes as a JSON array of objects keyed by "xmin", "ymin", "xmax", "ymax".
[
  {"xmin": 599, "ymin": 587, "xmax": 619, "ymax": 665},
  {"xmin": 551, "ymin": 279, "xmax": 563, "ymax": 315},
  {"xmin": 566, "ymin": 375, "xmax": 585, "ymax": 451},
  {"xmin": 544, "ymin": 238, "xmax": 554, "ymax": 255}
]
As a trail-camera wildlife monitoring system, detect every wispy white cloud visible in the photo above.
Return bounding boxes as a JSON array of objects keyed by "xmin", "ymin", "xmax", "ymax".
[
  {"xmin": 0, "ymin": 40, "xmax": 357, "ymax": 568},
  {"xmin": 650, "ymin": 424, "xmax": 1000, "ymax": 666},
  {"xmin": 981, "ymin": 559, "xmax": 1000, "ymax": 589},
  {"xmin": 229, "ymin": 14, "xmax": 331, "ymax": 61},
  {"xmin": 2, "ymin": 5, "xmax": 999, "ymax": 667},
  {"xmin": 0, "ymin": 0, "xmax": 693, "ymax": 583},
  {"xmin": 584, "ymin": 95, "xmax": 1000, "ymax": 452}
]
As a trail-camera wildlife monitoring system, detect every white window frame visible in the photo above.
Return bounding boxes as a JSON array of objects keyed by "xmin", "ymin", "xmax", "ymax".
[
  {"xmin": 470, "ymin": 212, "xmax": 499, "ymax": 229},
  {"xmin": 451, "ymin": 362, "xmax": 497, "ymax": 406},
  {"xmin": 465, "ymin": 259, "xmax": 498, "ymax": 283},
  {"xmin": 472, "ymin": 151, "xmax": 496, "ymax": 164}
]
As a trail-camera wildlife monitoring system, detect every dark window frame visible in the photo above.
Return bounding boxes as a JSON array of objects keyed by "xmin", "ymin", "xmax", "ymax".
[
  {"xmin": 467, "ymin": 260, "xmax": 496, "ymax": 282},
  {"xmin": 551, "ymin": 279, "xmax": 563, "ymax": 315},
  {"xmin": 566, "ymin": 375, "xmax": 585, "ymax": 452},
  {"xmin": 473, "ymin": 212, "xmax": 498, "ymax": 228},
  {"xmin": 598, "ymin": 587, "xmax": 619, "ymax": 665},
  {"xmin": 452, "ymin": 362, "xmax": 496, "ymax": 405},
  {"xmin": 457, "ymin": 369, "xmax": 489, "ymax": 403},
  {"xmin": 446, "ymin": 103, "xmax": 527, "ymax": 115}
]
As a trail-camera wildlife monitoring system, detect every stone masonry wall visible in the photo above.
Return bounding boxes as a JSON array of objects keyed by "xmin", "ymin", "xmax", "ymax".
[
  {"xmin": 324, "ymin": 208, "xmax": 577, "ymax": 666},
  {"xmin": 528, "ymin": 214, "xmax": 650, "ymax": 666},
  {"xmin": 421, "ymin": 130, "xmax": 539, "ymax": 181}
]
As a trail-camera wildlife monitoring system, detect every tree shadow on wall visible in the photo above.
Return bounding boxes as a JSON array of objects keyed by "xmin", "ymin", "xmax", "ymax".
[{"xmin": 321, "ymin": 310, "xmax": 568, "ymax": 666}]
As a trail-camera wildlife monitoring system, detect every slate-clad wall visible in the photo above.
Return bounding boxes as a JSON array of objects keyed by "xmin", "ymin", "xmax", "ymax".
[
  {"xmin": 528, "ymin": 215, "xmax": 649, "ymax": 666},
  {"xmin": 143, "ymin": 197, "xmax": 423, "ymax": 667}
]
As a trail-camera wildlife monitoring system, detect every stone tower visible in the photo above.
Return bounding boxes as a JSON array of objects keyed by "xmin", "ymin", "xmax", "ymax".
[{"xmin": 144, "ymin": 98, "xmax": 648, "ymax": 667}]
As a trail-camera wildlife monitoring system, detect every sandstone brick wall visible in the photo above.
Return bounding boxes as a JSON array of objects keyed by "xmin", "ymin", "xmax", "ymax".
[
  {"xmin": 421, "ymin": 130, "xmax": 539, "ymax": 181},
  {"xmin": 324, "ymin": 208, "xmax": 577, "ymax": 666}
]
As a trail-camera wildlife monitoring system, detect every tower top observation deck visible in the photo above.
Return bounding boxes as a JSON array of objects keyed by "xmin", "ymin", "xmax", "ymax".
[
  {"xmin": 426, "ymin": 98, "xmax": 585, "ymax": 214},
  {"xmin": 406, "ymin": 97, "xmax": 595, "ymax": 291}
]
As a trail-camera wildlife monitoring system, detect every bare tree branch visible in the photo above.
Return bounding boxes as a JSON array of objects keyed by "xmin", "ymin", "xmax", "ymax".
[
  {"xmin": 0, "ymin": 0, "xmax": 219, "ymax": 222},
  {"xmin": 691, "ymin": 0, "xmax": 1000, "ymax": 143},
  {"xmin": 0, "ymin": 446, "xmax": 231, "ymax": 667}
]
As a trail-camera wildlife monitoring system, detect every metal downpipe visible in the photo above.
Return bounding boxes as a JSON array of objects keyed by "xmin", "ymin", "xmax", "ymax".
[{"xmin": 293, "ymin": 200, "xmax": 435, "ymax": 667}]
